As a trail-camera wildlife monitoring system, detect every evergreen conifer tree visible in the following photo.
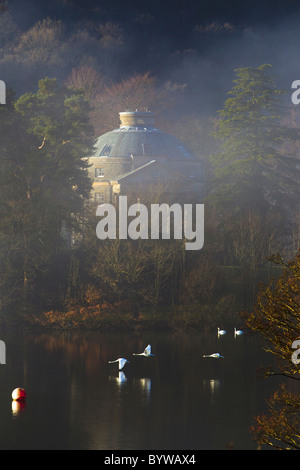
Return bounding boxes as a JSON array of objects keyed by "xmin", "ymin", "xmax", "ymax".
[
  {"xmin": 211, "ymin": 64, "xmax": 300, "ymax": 219},
  {"xmin": 0, "ymin": 78, "xmax": 94, "ymax": 316}
]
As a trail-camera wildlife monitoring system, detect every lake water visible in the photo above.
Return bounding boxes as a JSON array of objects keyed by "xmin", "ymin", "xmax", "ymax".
[{"xmin": 0, "ymin": 329, "xmax": 285, "ymax": 450}]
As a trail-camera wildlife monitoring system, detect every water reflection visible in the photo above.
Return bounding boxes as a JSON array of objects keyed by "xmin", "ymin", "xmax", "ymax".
[
  {"xmin": 11, "ymin": 399, "xmax": 26, "ymax": 418},
  {"xmin": 109, "ymin": 371, "xmax": 127, "ymax": 386},
  {"xmin": 135, "ymin": 377, "xmax": 151, "ymax": 400},
  {"xmin": 0, "ymin": 330, "xmax": 286, "ymax": 450},
  {"xmin": 203, "ymin": 378, "xmax": 221, "ymax": 395},
  {"xmin": 109, "ymin": 372, "xmax": 152, "ymax": 400}
]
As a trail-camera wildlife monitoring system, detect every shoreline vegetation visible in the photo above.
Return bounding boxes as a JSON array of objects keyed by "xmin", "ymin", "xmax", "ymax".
[{"xmin": 0, "ymin": 299, "xmax": 244, "ymax": 333}]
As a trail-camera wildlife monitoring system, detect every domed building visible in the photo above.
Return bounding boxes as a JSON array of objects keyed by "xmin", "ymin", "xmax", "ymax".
[{"xmin": 87, "ymin": 111, "xmax": 203, "ymax": 204}]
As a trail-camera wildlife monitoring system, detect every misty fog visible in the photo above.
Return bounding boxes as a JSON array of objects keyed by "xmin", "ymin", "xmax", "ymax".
[{"xmin": 1, "ymin": 0, "xmax": 300, "ymax": 114}]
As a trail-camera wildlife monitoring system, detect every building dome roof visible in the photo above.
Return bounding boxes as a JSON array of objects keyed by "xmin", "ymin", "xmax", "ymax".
[{"xmin": 92, "ymin": 111, "xmax": 194, "ymax": 160}]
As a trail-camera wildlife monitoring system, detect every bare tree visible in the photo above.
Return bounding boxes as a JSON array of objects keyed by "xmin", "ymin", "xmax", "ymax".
[
  {"xmin": 65, "ymin": 65, "xmax": 104, "ymax": 100},
  {"xmin": 231, "ymin": 210, "xmax": 277, "ymax": 309},
  {"xmin": 91, "ymin": 73, "xmax": 174, "ymax": 135}
]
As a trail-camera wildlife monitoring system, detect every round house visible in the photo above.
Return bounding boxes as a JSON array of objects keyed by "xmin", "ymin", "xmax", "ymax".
[{"xmin": 88, "ymin": 111, "xmax": 202, "ymax": 204}]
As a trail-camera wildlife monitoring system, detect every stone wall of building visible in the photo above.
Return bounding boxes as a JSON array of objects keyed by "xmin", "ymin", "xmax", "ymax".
[
  {"xmin": 88, "ymin": 156, "xmax": 132, "ymax": 182},
  {"xmin": 87, "ymin": 111, "xmax": 203, "ymax": 204}
]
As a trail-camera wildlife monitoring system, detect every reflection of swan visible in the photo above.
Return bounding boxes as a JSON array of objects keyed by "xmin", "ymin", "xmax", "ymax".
[
  {"xmin": 133, "ymin": 344, "xmax": 154, "ymax": 357},
  {"xmin": 203, "ymin": 353, "xmax": 224, "ymax": 358},
  {"xmin": 108, "ymin": 358, "xmax": 130, "ymax": 370},
  {"xmin": 203, "ymin": 379, "xmax": 220, "ymax": 394},
  {"xmin": 117, "ymin": 371, "xmax": 127, "ymax": 383},
  {"xmin": 112, "ymin": 371, "xmax": 127, "ymax": 385},
  {"xmin": 139, "ymin": 377, "xmax": 151, "ymax": 394},
  {"xmin": 218, "ymin": 328, "xmax": 226, "ymax": 337},
  {"xmin": 134, "ymin": 377, "xmax": 152, "ymax": 400},
  {"xmin": 234, "ymin": 328, "xmax": 244, "ymax": 337}
]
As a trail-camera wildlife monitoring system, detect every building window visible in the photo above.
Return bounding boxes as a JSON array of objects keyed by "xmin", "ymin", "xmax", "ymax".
[
  {"xmin": 95, "ymin": 168, "xmax": 104, "ymax": 178},
  {"xmin": 95, "ymin": 193, "xmax": 105, "ymax": 204},
  {"xmin": 99, "ymin": 144, "xmax": 113, "ymax": 156}
]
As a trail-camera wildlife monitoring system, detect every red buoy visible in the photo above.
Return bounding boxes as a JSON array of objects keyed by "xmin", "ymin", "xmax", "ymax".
[{"xmin": 12, "ymin": 388, "xmax": 26, "ymax": 401}]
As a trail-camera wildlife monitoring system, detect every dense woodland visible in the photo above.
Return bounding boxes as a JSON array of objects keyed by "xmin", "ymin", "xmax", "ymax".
[
  {"xmin": 0, "ymin": 1, "xmax": 300, "ymax": 449},
  {"xmin": 1, "ymin": 2, "xmax": 300, "ymax": 328}
]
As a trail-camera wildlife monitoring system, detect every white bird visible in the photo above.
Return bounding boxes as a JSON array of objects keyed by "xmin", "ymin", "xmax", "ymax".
[
  {"xmin": 203, "ymin": 353, "xmax": 224, "ymax": 359},
  {"xmin": 218, "ymin": 328, "xmax": 227, "ymax": 336},
  {"xmin": 234, "ymin": 328, "xmax": 244, "ymax": 336},
  {"xmin": 133, "ymin": 344, "xmax": 154, "ymax": 357},
  {"xmin": 108, "ymin": 358, "xmax": 130, "ymax": 370}
]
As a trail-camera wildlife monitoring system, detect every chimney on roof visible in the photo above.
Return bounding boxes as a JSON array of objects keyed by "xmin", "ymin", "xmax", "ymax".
[{"xmin": 119, "ymin": 110, "xmax": 155, "ymax": 128}]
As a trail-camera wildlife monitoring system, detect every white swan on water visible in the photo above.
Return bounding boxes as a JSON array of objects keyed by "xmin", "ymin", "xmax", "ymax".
[
  {"xmin": 234, "ymin": 328, "xmax": 244, "ymax": 337},
  {"xmin": 217, "ymin": 328, "xmax": 227, "ymax": 337},
  {"xmin": 133, "ymin": 344, "xmax": 155, "ymax": 357},
  {"xmin": 108, "ymin": 358, "xmax": 130, "ymax": 370},
  {"xmin": 203, "ymin": 353, "xmax": 224, "ymax": 359}
]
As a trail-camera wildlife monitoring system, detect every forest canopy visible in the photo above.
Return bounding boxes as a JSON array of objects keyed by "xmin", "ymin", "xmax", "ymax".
[{"xmin": 1, "ymin": 2, "xmax": 300, "ymax": 325}]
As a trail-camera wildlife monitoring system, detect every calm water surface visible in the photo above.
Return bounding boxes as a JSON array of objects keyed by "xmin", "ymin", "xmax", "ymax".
[{"xmin": 0, "ymin": 329, "xmax": 286, "ymax": 450}]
